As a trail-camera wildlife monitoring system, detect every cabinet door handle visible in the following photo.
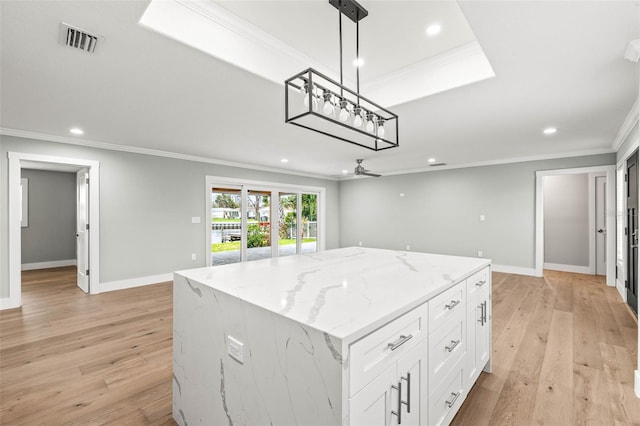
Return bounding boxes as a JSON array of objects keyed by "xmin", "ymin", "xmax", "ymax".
[
  {"xmin": 477, "ymin": 304, "xmax": 484, "ymax": 325},
  {"xmin": 391, "ymin": 381, "xmax": 402, "ymax": 424},
  {"xmin": 483, "ymin": 301, "xmax": 488, "ymax": 324},
  {"xmin": 388, "ymin": 334, "xmax": 413, "ymax": 351},
  {"xmin": 475, "ymin": 280, "xmax": 486, "ymax": 287},
  {"xmin": 401, "ymin": 373, "xmax": 411, "ymax": 413},
  {"xmin": 445, "ymin": 391, "xmax": 461, "ymax": 408},
  {"xmin": 445, "ymin": 339, "xmax": 460, "ymax": 352},
  {"xmin": 445, "ymin": 300, "xmax": 460, "ymax": 310}
]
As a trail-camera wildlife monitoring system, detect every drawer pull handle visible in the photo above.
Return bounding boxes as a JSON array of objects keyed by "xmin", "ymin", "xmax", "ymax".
[
  {"xmin": 388, "ymin": 334, "xmax": 413, "ymax": 351},
  {"xmin": 445, "ymin": 391, "xmax": 461, "ymax": 408},
  {"xmin": 483, "ymin": 300, "xmax": 488, "ymax": 324},
  {"xmin": 477, "ymin": 304, "xmax": 484, "ymax": 325},
  {"xmin": 475, "ymin": 280, "xmax": 486, "ymax": 287},
  {"xmin": 445, "ymin": 339, "xmax": 460, "ymax": 352},
  {"xmin": 445, "ymin": 300, "xmax": 460, "ymax": 310}
]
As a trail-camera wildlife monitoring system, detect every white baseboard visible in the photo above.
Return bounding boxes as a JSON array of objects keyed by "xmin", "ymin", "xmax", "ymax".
[
  {"xmin": 635, "ymin": 370, "xmax": 640, "ymax": 398},
  {"xmin": 21, "ymin": 259, "xmax": 77, "ymax": 271},
  {"xmin": 0, "ymin": 296, "xmax": 20, "ymax": 310},
  {"xmin": 98, "ymin": 273, "xmax": 173, "ymax": 293},
  {"xmin": 543, "ymin": 263, "xmax": 592, "ymax": 274},
  {"xmin": 492, "ymin": 264, "xmax": 536, "ymax": 276}
]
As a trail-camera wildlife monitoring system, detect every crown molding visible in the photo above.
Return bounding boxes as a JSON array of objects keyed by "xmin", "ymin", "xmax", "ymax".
[
  {"xmin": 0, "ymin": 128, "xmax": 339, "ymax": 181},
  {"xmin": 611, "ymin": 97, "xmax": 639, "ymax": 151},
  {"xmin": 339, "ymin": 147, "xmax": 616, "ymax": 179}
]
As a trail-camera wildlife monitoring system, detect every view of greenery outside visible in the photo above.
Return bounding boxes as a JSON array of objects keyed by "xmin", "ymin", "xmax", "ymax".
[{"xmin": 211, "ymin": 192, "xmax": 317, "ymax": 253}]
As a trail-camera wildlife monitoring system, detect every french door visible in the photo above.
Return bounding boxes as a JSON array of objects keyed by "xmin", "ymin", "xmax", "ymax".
[{"xmin": 208, "ymin": 178, "xmax": 322, "ymax": 267}]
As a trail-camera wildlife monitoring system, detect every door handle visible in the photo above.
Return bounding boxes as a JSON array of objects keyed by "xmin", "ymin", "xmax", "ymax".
[
  {"xmin": 597, "ymin": 228, "xmax": 606, "ymax": 234},
  {"xmin": 391, "ymin": 381, "xmax": 402, "ymax": 424}
]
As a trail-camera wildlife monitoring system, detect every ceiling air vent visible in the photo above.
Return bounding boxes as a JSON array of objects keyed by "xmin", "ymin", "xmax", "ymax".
[{"xmin": 59, "ymin": 23, "xmax": 102, "ymax": 53}]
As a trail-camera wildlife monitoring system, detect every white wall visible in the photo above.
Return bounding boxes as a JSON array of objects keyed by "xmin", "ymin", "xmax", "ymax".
[
  {"xmin": 543, "ymin": 174, "xmax": 589, "ymax": 267},
  {"xmin": 0, "ymin": 135, "xmax": 340, "ymax": 298},
  {"xmin": 338, "ymin": 154, "xmax": 616, "ymax": 273}
]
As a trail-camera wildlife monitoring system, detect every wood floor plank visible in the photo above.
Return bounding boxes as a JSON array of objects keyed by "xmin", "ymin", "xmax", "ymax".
[{"xmin": 531, "ymin": 310, "xmax": 573, "ymax": 425}]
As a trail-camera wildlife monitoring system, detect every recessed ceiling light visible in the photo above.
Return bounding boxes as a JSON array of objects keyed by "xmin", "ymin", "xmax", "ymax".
[
  {"xmin": 353, "ymin": 57, "xmax": 365, "ymax": 67},
  {"xmin": 543, "ymin": 127, "xmax": 558, "ymax": 135},
  {"xmin": 281, "ymin": 158, "xmax": 289, "ymax": 163},
  {"xmin": 426, "ymin": 24, "xmax": 441, "ymax": 36},
  {"xmin": 428, "ymin": 158, "xmax": 436, "ymax": 163},
  {"xmin": 69, "ymin": 127, "xmax": 84, "ymax": 135}
]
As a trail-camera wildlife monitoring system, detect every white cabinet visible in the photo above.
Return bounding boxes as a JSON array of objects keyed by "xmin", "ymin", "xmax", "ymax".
[
  {"xmin": 427, "ymin": 280, "xmax": 467, "ymax": 426},
  {"xmin": 466, "ymin": 267, "xmax": 492, "ymax": 387},
  {"xmin": 349, "ymin": 304, "xmax": 427, "ymax": 426},
  {"xmin": 349, "ymin": 267, "xmax": 492, "ymax": 426},
  {"xmin": 350, "ymin": 341, "xmax": 426, "ymax": 426}
]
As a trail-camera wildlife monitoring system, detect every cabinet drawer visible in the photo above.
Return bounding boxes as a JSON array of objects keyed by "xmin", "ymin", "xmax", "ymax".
[
  {"xmin": 429, "ymin": 363, "xmax": 465, "ymax": 426},
  {"xmin": 466, "ymin": 267, "xmax": 490, "ymax": 300},
  {"xmin": 428, "ymin": 315, "xmax": 465, "ymax": 393},
  {"xmin": 349, "ymin": 304, "xmax": 427, "ymax": 397},
  {"xmin": 428, "ymin": 281, "xmax": 465, "ymax": 332}
]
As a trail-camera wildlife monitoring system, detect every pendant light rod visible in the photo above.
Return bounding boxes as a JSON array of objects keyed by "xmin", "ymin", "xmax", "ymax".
[
  {"xmin": 356, "ymin": 18, "xmax": 360, "ymax": 105},
  {"xmin": 339, "ymin": 7, "xmax": 344, "ymax": 96}
]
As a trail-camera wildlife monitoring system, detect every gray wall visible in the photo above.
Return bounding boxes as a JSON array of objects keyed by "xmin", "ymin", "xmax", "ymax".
[
  {"xmin": 543, "ymin": 174, "xmax": 589, "ymax": 266},
  {"xmin": 616, "ymin": 122, "xmax": 639, "ymax": 163},
  {"xmin": 0, "ymin": 135, "xmax": 340, "ymax": 297},
  {"xmin": 20, "ymin": 169, "xmax": 76, "ymax": 264},
  {"xmin": 338, "ymin": 154, "xmax": 615, "ymax": 270}
]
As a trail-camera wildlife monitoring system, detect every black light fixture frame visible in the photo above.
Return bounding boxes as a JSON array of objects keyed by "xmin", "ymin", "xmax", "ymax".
[{"xmin": 284, "ymin": 0, "xmax": 399, "ymax": 152}]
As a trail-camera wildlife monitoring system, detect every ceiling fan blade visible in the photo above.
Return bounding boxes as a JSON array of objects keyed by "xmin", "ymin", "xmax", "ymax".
[{"xmin": 362, "ymin": 172, "xmax": 381, "ymax": 177}]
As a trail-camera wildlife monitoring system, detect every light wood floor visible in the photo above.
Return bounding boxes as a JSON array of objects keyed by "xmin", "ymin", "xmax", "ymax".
[
  {"xmin": 453, "ymin": 270, "xmax": 639, "ymax": 426},
  {"xmin": 0, "ymin": 268, "xmax": 638, "ymax": 425}
]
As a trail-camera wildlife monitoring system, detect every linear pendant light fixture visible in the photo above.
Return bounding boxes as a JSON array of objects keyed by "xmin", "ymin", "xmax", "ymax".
[{"xmin": 284, "ymin": 0, "xmax": 399, "ymax": 151}]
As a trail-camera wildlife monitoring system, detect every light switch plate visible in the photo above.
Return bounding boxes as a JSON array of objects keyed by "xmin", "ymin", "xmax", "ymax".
[{"xmin": 191, "ymin": 216, "xmax": 201, "ymax": 224}]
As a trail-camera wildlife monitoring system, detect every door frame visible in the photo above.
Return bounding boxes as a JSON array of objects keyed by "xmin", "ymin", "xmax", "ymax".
[
  {"xmin": 4, "ymin": 152, "xmax": 100, "ymax": 309},
  {"xmin": 535, "ymin": 165, "xmax": 616, "ymax": 285}
]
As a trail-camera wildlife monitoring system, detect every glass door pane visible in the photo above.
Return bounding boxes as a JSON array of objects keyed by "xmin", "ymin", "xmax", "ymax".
[
  {"xmin": 211, "ymin": 188, "xmax": 242, "ymax": 266},
  {"xmin": 278, "ymin": 193, "xmax": 298, "ymax": 257},
  {"xmin": 247, "ymin": 190, "xmax": 271, "ymax": 262},
  {"xmin": 301, "ymin": 193, "xmax": 318, "ymax": 253}
]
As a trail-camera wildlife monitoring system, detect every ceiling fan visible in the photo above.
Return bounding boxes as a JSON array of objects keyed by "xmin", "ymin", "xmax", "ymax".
[{"xmin": 353, "ymin": 159, "xmax": 381, "ymax": 177}]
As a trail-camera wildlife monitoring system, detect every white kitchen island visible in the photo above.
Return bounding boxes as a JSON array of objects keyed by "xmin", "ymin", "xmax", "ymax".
[{"xmin": 173, "ymin": 247, "xmax": 491, "ymax": 426}]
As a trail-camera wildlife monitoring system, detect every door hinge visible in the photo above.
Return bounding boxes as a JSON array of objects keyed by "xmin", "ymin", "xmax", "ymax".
[
  {"xmin": 86, "ymin": 269, "xmax": 90, "ymax": 276},
  {"xmin": 625, "ymin": 227, "xmax": 628, "ymax": 236},
  {"xmin": 86, "ymin": 224, "xmax": 90, "ymax": 230},
  {"xmin": 625, "ymin": 174, "xmax": 628, "ymax": 182},
  {"xmin": 86, "ymin": 178, "xmax": 89, "ymax": 185},
  {"xmin": 625, "ymin": 279, "xmax": 629, "ymax": 289}
]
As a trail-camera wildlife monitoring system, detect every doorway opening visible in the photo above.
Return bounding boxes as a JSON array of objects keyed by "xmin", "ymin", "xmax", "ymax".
[
  {"xmin": 535, "ymin": 165, "xmax": 616, "ymax": 285},
  {"xmin": 4, "ymin": 152, "xmax": 100, "ymax": 310}
]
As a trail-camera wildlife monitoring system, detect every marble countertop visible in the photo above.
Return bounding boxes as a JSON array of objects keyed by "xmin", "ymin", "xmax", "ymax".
[{"xmin": 175, "ymin": 247, "xmax": 490, "ymax": 343}]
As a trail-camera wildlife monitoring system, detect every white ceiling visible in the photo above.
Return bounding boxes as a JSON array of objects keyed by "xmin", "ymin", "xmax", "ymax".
[{"xmin": 1, "ymin": 1, "xmax": 638, "ymax": 179}]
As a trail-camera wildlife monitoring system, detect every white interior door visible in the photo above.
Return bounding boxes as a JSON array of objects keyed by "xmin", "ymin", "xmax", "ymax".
[
  {"xmin": 76, "ymin": 170, "xmax": 90, "ymax": 293},
  {"xmin": 595, "ymin": 176, "xmax": 607, "ymax": 276}
]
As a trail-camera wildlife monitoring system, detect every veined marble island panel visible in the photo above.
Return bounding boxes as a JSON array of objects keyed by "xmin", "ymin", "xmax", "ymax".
[{"xmin": 173, "ymin": 247, "xmax": 491, "ymax": 425}]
